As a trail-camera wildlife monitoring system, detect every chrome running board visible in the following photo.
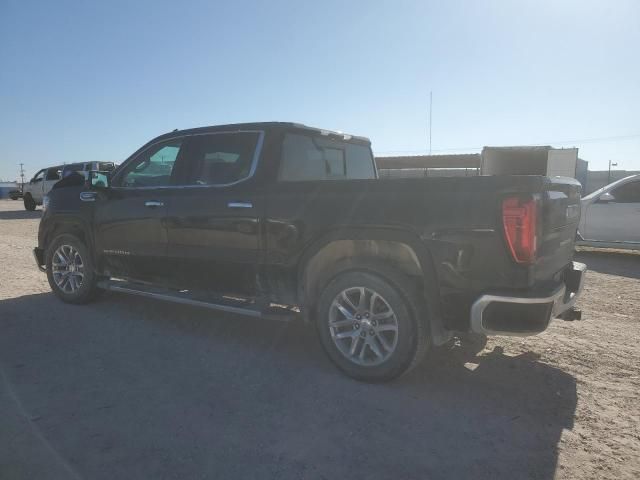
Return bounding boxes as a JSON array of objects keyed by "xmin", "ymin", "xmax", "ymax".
[{"xmin": 97, "ymin": 279, "xmax": 297, "ymax": 321}]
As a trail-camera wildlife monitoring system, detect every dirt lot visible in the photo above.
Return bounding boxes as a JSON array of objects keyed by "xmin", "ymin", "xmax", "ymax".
[{"xmin": 0, "ymin": 199, "xmax": 639, "ymax": 480}]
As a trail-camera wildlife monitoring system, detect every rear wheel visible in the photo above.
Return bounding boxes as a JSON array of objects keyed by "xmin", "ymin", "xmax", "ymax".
[
  {"xmin": 315, "ymin": 270, "xmax": 428, "ymax": 382},
  {"xmin": 24, "ymin": 194, "xmax": 36, "ymax": 211},
  {"xmin": 46, "ymin": 234, "xmax": 100, "ymax": 304}
]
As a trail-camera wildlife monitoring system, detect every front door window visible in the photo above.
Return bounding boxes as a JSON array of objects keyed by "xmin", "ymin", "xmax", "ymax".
[
  {"xmin": 31, "ymin": 170, "xmax": 45, "ymax": 183},
  {"xmin": 116, "ymin": 140, "xmax": 183, "ymax": 188}
]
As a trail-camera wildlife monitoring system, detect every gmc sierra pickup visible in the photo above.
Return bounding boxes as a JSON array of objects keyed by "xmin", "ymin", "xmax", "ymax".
[{"xmin": 34, "ymin": 122, "xmax": 586, "ymax": 381}]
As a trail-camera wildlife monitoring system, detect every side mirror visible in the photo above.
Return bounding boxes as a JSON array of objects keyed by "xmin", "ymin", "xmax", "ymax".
[
  {"xmin": 90, "ymin": 171, "xmax": 110, "ymax": 189},
  {"xmin": 598, "ymin": 192, "xmax": 615, "ymax": 203}
]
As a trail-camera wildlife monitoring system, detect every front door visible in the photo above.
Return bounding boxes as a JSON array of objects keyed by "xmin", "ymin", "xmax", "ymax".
[
  {"xmin": 28, "ymin": 169, "xmax": 46, "ymax": 203},
  {"xmin": 165, "ymin": 131, "xmax": 264, "ymax": 296},
  {"xmin": 584, "ymin": 179, "xmax": 640, "ymax": 243},
  {"xmin": 94, "ymin": 138, "xmax": 186, "ymax": 284}
]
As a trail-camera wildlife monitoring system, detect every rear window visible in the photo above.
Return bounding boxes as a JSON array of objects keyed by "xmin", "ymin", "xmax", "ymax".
[
  {"xmin": 98, "ymin": 162, "xmax": 116, "ymax": 171},
  {"xmin": 279, "ymin": 133, "xmax": 375, "ymax": 181}
]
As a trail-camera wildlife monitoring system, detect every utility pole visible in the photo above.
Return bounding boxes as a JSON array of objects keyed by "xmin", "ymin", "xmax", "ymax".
[
  {"xmin": 428, "ymin": 91, "xmax": 433, "ymax": 155},
  {"xmin": 19, "ymin": 163, "xmax": 25, "ymax": 189},
  {"xmin": 608, "ymin": 160, "xmax": 618, "ymax": 184}
]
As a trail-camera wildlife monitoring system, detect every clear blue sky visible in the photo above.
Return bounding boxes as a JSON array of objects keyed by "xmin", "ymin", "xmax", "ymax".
[{"xmin": 1, "ymin": 0, "xmax": 639, "ymax": 181}]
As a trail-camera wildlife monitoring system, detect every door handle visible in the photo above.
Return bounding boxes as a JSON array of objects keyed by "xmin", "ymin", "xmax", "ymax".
[
  {"xmin": 228, "ymin": 201, "xmax": 253, "ymax": 209},
  {"xmin": 144, "ymin": 200, "xmax": 164, "ymax": 208}
]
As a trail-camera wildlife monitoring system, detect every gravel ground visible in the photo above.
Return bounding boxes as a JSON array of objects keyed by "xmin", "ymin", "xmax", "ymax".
[{"xmin": 0, "ymin": 199, "xmax": 639, "ymax": 480}]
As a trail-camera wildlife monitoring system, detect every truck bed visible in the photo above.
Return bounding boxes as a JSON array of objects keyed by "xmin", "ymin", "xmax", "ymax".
[{"xmin": 265, "ymin": 174, "xmax": 582, "ymax": 329}]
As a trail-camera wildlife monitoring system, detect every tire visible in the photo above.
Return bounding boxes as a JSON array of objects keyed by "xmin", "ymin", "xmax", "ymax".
[
  {"xmin": 315, "ymin": 269, "xmax": 428, "ymax": 382},
  {"xmin": 24, "ymin": 194, "xmax": 36, "ymax": 211},
  {"xmin": 46, "ymin": 234, "xmax": 100, "ymax": 304}
]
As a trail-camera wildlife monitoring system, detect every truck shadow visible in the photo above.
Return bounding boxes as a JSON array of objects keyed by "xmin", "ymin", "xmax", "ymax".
[
  {"xmin": 575, "ymin": 250, "xmax": 640, "ymax": 280},
  {"xmin": 0, "ymin": 292, "xmax": 576, "ymax": 480},
  {"xmin": 0, "ymin": 209, "xmax": 41, "ymax": 220}
]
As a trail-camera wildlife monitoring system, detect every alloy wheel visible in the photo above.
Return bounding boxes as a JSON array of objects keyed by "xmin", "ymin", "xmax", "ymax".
[
  {"xmin": 328, "ymin": 286, "xmax": 399, "ymax": 366},
  {"xmin": 52, "ymin": 244, "xmax": 85, "ymax": 294}
]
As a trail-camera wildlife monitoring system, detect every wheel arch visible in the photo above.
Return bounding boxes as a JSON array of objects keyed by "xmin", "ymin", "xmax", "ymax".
[
  {"xmin": 297, "ymin": 228, "xmax": 448, "ymax": 344},
  {"xmin": 45, "ymin": 216, "xmax": 95, "ymax": 266}
]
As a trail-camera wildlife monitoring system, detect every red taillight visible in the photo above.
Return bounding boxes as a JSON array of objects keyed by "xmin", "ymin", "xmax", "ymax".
[{"xmin": 502, "ymin": 196, "xmax": 538, "ymax": 264}]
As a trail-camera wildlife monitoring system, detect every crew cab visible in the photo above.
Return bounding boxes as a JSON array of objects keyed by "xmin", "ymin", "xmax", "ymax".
[{"xmin": 34, "ymin": 122, "xmax": 586, "ymax": 381}]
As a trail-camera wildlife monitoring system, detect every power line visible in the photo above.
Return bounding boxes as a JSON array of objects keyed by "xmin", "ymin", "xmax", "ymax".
[{"xmin": 375, "ymin": 132, "xmax": 640, "ymax": 155}]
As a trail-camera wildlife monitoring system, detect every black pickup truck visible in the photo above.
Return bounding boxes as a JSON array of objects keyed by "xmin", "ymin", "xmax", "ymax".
[{"xmin": 34, "ymin": 122, "xmax": 586, "ymax": 381}]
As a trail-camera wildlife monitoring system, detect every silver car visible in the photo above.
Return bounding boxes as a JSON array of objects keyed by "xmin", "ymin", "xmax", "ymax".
[{"xmin": 577, "ymin": 174, "xmax": 640, "ymax": 250}]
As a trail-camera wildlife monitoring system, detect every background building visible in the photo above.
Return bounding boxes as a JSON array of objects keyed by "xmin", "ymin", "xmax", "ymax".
[
  {"xmin": 0, "ymin": 181, "xmax": 19, "ymax": 199},
  {"xmin": 377, "ymin": 147, "xmax": 631, "ymax": 195}
]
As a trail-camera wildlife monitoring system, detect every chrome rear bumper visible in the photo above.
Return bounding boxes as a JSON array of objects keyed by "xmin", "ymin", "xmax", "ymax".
[{"xmin": 471, "ymin": 261, "xmax": 586, "ymax": 336}]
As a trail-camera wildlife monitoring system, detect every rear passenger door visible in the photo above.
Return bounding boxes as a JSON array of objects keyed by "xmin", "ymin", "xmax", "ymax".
[
  {"xmin": 165, "ymin": 131, "xmax": 264, "ymax": 296},
  {"xmin": 43, "ymin": 167, "xmax": 62, "ymax": 196},
  {"xmin": 265, "ymin": 132, "xmax": 377, "ymax": 266}
]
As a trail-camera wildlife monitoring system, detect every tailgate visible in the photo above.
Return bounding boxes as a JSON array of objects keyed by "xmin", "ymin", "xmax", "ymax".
[{"xmin": 535, "ymin": 177, "xmax": 582, "ymax": 282}]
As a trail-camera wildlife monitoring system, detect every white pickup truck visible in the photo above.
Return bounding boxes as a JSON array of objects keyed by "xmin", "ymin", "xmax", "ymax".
[
  {"xmin": 23, "ymin": 162, "xmax": 116, "ymax": 211},
  {"xmin": 22, "ymin": 165, "xmax": 63, "ymax": 211}
]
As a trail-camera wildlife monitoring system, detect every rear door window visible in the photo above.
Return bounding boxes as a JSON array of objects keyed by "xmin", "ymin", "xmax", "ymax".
[
  {"xmin": 184, "ymin": 132, "xmax": 261, "ymax": 186},
  {"xmin": 278, "ymin": 133, "xmax": 375, "ymax": 181},
  {"xmin": 45, "ymin": 167, "xmax": 62, "ymax": 181}
]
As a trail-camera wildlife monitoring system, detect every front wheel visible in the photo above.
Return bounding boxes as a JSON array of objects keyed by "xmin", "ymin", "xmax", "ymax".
[
  {"xmin": 24, "ymin": 194, "xmax": 36, "ymax": 211},
  {"xmin": 315, "ymin": 270, "xmax": 427, "ymax": 382},
  {"xmin": 46, "ymin": 234, "xmax": 100, "ymax": 304}
]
